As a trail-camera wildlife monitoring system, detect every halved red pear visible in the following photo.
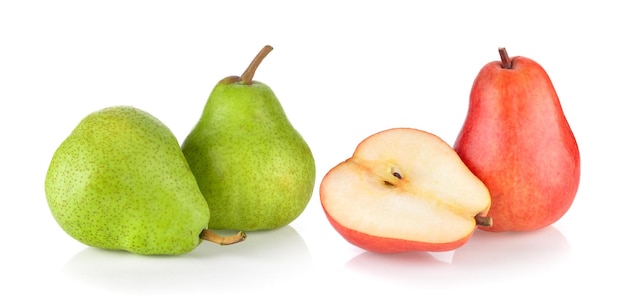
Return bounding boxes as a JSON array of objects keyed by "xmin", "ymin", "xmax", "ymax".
[{"xmin": 320, "ymin": 128, "xmax": 491, "ymax": 253}]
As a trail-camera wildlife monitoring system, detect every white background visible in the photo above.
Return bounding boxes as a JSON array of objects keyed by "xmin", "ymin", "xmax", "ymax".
[{"xmin": 1, "ymin": 1, "xmax": 623, "ymax": 301}]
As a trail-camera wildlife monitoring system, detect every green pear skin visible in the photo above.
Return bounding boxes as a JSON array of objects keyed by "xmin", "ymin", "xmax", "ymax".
[
  {"xmin": 45, "ymin": 106, "xmax": 211, "ymax": 255},
  {"xmin": 182, "ymin": 46, "xmax": 316, "ymax": 231}
]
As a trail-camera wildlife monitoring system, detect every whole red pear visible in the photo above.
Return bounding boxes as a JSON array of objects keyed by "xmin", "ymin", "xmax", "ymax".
[{"xmin": 454, "ymin": 48, "xmax": 580, "ymax": 232}]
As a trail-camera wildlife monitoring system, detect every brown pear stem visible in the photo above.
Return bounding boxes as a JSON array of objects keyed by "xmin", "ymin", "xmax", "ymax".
[
  {"xmin": 475, "ymin": 215, "xmax": 493, "ymax": 227},
  {"xmin": 200, "ymin": 229, "xmax": 247, "ymax": 245},
  {"xmin": 499, "ymin": 47, "xmax": 512, "ymax": 69},
  {"xmin": 241, "ymin": 45, "xmax": 273, "ymax": 85}
]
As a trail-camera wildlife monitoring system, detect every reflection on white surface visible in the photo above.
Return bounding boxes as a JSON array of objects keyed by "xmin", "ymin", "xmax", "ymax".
[
  {"xmin": 344, "ymin": 226, "xmax": 570, "ymax": 289},
  {"xmin": 63, "ymin": 226, "xmax": 313, "ymax": 295},
  {"xmin": 453, "ymin": 226, "xmax": 571, "ymax": 272}
]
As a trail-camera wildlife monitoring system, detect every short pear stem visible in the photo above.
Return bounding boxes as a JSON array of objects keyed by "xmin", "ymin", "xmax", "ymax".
[
  {"xmin": 475, "ymin": 215, "xmax": 493, "ymax": 227},
  {"xmin": 200, "ymin": 229, "xmax": 247, "ymax": 245},
  {"xmin": 499, "ymin": 47, "xmax": 513, "ymax": 69},
  {"xmin": 241, "ymin": 45, "xmax": 273, "ymax": 85}
]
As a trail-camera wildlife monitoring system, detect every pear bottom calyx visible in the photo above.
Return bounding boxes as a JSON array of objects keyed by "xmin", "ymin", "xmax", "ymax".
[
  {"xmin": 475, "ymin": 215, "xmax": 493, "ymax": 227},
  {"xmin": 200, "ymin": 229, "xmax": 247, "ymax": 245}
]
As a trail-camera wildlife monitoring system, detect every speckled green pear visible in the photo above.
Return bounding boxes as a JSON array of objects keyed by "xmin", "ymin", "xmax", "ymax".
[
  {"xmin": 44, "ymin": 106, "xmax": 244, "ymax": 255},
  {"xmin": 181, "ymin": 46, "xmax": 316, "ymax": 231}
]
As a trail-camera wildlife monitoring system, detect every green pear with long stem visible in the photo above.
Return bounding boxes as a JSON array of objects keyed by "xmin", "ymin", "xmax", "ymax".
[
  {"xmin": 45, "ymin": 106, "xmax": 245, "ymax": 255},
  {"xmin": 182, "ymin": 45, "xmax": 316, "ymax": 231}
]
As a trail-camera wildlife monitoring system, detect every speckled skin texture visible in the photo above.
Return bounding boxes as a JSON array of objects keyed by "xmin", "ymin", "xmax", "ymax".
[
  {"xmin": 454, "ymin": 56, "xmax": 580, "ymax": 232},
  {"xmin": 182, "ymin": 80, "xmax": 316, "ymax": 231},
  {"xmin": 45, "ymin": 106, "xmax": 210, "ymax": 255}
]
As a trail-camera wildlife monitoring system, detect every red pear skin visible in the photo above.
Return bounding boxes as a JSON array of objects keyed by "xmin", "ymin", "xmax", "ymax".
[
  {"xmin": 323, "ymin": 207, "xmax": 472, "ymax": 253},
  {"xmin": 454, "ymin": 48, "xmax": 580, "ymax": 232}
]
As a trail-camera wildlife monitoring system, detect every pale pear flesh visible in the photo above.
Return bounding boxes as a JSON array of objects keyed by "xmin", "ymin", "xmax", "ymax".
[{"xmin": 321, "ymin": 128, "xmax": 490, "ymax": 244}]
